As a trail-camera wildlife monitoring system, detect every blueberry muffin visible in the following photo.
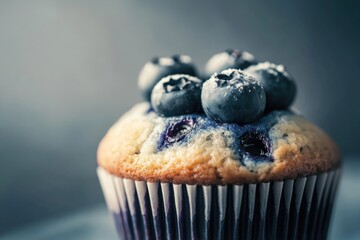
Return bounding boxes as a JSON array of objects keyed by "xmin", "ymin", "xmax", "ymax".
[{"xmin": 97, "ymin": 50, "xmax": 340, "ymax": 240}]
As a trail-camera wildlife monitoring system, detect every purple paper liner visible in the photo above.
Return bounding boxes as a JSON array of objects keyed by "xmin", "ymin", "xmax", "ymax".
[{"xmin": 97, "ymin": 167, "xmax": 341, "ymax": 240}]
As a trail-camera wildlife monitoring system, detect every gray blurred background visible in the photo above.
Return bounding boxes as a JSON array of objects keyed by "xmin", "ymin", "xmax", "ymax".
[{"xmin": 0, "ymin": 0, "xmax": 359, "ymax": 235}]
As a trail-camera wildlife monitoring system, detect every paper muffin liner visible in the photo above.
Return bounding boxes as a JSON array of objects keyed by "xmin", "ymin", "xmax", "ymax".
[{"xmin": 97, "ymin": 167, "xmax": 341, "ymax": 240}]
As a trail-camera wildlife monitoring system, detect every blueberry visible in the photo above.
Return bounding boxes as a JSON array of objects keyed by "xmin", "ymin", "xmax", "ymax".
[
  {"xmin": 138, "ymin": 55, "xmax": 197, "ymax": 101},
  {"xmin": 203, "ymin": 49, "xmax": 257, "ymax": 79},
  {"xmin": 201, "ymin": 69, "xmax": 266, "ymax": 124},
  {"xmin": 245, "ymin": 62, "xmax": 296, "ymax": 110},
  {"xmin": 240, "ymin": 132, "xmax": 270, "ymax": 157},
  {"xmin": 151, "ymin": 74, "xmax": 203, "ymax": 117},
  {"xmin": 159, "ymin": 117, "xmax": 197, "ymax": 149}
]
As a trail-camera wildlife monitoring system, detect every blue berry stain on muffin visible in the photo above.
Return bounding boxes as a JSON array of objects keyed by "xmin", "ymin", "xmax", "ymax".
[
  {"xmin": 158, "ymin": 116, "xmax": 201, "ymax": 150},
  {"xmin": 138, "ymin": 55, "xmax": 198, "ymax": 101},
  {"xmin": 240, "ymin": 131, "xmax": 271, "ymax": 157},
  {"xmin": 224, "ymin": 111, "xmax": 287, "ymax": 170}
]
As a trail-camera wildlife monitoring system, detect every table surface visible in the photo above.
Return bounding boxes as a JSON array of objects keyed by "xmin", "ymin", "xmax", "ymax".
[{"xmin": 2, "ymin": 159, "xmax": 360, "ymax": 240}]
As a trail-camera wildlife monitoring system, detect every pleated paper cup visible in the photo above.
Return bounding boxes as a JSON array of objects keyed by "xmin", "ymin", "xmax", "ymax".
[{"xmin": 97, "ymin": 167, "xmax": 340, "ymax": 240}]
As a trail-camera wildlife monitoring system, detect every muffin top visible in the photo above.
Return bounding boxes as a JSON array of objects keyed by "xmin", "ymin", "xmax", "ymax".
[
  {"xmin": 97, "ymin": 50, "xmax": 340, "ymax": 185},
  {"xmin": 98, "ymin": 102, "xmax": 339, "ymax": 185}
]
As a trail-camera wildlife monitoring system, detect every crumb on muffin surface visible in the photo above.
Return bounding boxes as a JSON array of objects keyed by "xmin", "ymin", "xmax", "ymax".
[{"xmin": 97, "ymin": 103, "xmax": 340, "ymax": 185}]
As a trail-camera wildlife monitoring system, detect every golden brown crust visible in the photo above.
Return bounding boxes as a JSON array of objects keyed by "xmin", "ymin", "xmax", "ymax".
[{"xmin": 97, "ymin": 103, "xmax": 340, "ymax": 185}]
